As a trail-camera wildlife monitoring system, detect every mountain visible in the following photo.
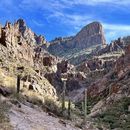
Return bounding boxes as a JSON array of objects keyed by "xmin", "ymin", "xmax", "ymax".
[
  {"xmin": 0, "ymin": 19, "xmax": 130, "ymax": 130},
  {"xmin": 48, "ymin": 22, "xmax": 106, "ymax": 63},
  {"xmin": 48, "ymin": 22, "xmax": 106, "ymax": 65}
]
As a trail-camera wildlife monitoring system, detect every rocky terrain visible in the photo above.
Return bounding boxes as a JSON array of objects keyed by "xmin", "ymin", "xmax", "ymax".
[
  {"xmin": 0, "ymin": 19, "xmax": 130, "ymax": 130},
  {"xmin": 48, "ymin": 22, "xmax": 106, "ymax": 64}
]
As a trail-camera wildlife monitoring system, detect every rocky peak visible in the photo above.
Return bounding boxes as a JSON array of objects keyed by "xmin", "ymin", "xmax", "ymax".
[
  {"xmin": 5, "ymin": 21, "xmax": 12, "ymax": 28},
  {"xmin": 16, "ymin": 19, "xmax": 27, "ymax": 35},
  {"xmin": 35, "ymin": 35, "xmax": 46, "ymax": 45},
  {"xmin": 48, "ymin": 21, "xmax": 106, "ymax": 58},
  {"xmin": 97, "ymin": 37, "xmax": 125, "ymax": 55},
  {"xmin": 68, "ymin": 21, "xmax": 106, "ymax": 49},
  {"xmin": 82, "ymin": 22, "xmax": 103, "ymax": 35}
]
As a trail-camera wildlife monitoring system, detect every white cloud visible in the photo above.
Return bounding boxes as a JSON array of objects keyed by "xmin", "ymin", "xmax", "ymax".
[
  {"xmin": 47, "ymin": 12, "xmax": 93, "ymax": 33},
  {"xmin": 103, "ymin": 23, "xmax": 130, "ymax": 42},
  {"xmin": 32, "ymin": 19, "xmax": 44, "ymax": 27},
  {"xmin": 103, "ymin": 23, "xmax": 130, "ymax": 31},
  {"xmin": 20, "ymin": 0, "xmax": 67, "ymax": 12},
  {"xmin": 61, "ymin": 0, "xmax": 130, "ymax": 6}
]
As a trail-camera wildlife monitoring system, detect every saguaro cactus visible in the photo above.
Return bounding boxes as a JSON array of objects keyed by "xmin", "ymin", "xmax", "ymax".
[
  {"xmin": 62, "ymin": 81, "xmax": 66, "ymax": 112},
  {"xmin": 84, "ymin": 89, "xmax": 87, "ymax": 121},
  {"xmin": 82, "ymin": 101, "xmax": 84, "ymax": 113},
  {"xmin": 68, "ymin": 99, "xmax": 71, "ymax": 119},
  {"xmin": 17, "ymin": 75, "xmax": 21, "ymax": 93}
]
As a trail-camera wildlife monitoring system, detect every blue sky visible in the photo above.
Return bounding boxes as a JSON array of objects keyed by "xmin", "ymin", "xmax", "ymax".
[{"xmin": 0, "ymin": 0, "xmax": 130, "ymax": 43}]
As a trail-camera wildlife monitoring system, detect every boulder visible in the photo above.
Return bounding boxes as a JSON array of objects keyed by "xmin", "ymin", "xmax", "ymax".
[{"xmin": 0, "ymin": 86, "xmax": 12, "ymax": 96}]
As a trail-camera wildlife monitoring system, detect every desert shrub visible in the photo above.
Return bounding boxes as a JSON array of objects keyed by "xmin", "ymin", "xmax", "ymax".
[
  {"xmin": 110, "ymin": 72, "xmax": 118, "ymax": 80},
  {"xmin": 96, "ymin": 97, "xmax": 130, "ymax": 129},
  {"xmin": 43, "ymin": 98, "xmax": 64, "ymax": 117},
  {"xmin": 10, "ymin": 93, "xmax": 26, "ymax": 103},
  {"xmin": 0, "ymin": 101, "xmax": 9, "ymax": 123},
  {"xmin": 0, "ymin": 99, "xmax": 13, "ymax": 129},
  {"xmin": 75, "ymin": 95, "xmax": 102, "ymax": 116}
]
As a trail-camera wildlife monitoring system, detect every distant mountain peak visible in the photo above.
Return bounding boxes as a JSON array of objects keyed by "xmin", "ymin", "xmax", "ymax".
[{"xmin": 48, "ymin": 21, "xmax": 106, "ymax": 58}]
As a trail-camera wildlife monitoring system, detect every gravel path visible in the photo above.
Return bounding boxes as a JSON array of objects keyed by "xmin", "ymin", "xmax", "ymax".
[{"xmin": 9, "ymin": 103, "xmax": 81, "ymax": 130}]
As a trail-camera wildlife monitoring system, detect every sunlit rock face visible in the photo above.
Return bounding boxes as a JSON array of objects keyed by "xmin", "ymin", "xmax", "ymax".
[
  {"xmin": 48, "ymin": 22, "xmax": 106, "ymax": 56},
  {"xmin": 66, "ymin": 21, "xmax": 106, "ymax": 49},
  {"xmin": 0, "ymin": 20, "xmax": 34, "ymax": 66}
]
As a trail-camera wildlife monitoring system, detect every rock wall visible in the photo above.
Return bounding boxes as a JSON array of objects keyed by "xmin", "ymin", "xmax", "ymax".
[
  {"xmin": 67, "ymin": 22, "xmax": 106, "ymax": 49},
  {"xmin": 0, "ymin": 19, "xmax": 58, "ymax": 100}
]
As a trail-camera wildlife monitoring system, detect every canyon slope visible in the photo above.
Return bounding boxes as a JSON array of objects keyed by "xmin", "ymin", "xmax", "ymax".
[
  {"xmin": 0, "ymin": 19, "xmax": 130, "ymax": 130},
  {"xmin": 48, "ymin": 22, "xmax": 106, "ymax": 65}
]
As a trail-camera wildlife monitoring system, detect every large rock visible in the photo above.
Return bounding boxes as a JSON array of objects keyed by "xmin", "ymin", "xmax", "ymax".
[
  {"xmin": 0, "ymin": 19, "xmax": 35, "ymax": 65},
  {"xmin": 97, "ymin": 37, "xmax": 125, "ymax": 55},
  {"xmin": 67, "ymin": 22, "xmax": 106, "ymax": 49},
  {"xmin": 0, "ymin": 86, "xmax": 12, "ymax": 96}
]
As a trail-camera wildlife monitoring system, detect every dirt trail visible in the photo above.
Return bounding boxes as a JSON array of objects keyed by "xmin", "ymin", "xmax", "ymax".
[{"xmin": 9, "ymin": 103, "xmax": 81, "ymax": 130}]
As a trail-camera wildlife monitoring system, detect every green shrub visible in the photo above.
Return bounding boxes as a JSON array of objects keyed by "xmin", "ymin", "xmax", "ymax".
[{"xmin": 96, "ymin": 97, "xmax": 130, "ymax": 129}]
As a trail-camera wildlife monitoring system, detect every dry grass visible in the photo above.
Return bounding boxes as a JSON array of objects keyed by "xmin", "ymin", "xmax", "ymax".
[
  {"xmin": 0, "ymin": 99, "xmax": 13, "ymax": 130},
  {"xmin": 0, "ymin": 68, "xmax": 16, "ymax": 89}
]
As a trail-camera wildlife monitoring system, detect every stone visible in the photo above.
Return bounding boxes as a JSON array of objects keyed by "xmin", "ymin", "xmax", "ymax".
[
  {"xmin": 43, "ymin": 56, "xmax": 55, "ymax": 66},
  {"xmin": 0, "ymin": 86, "xmax": 12, "ymax": 96},
  {"xmin": 57, "ymin": 60, "xmax": 68, "ymax": 74}
]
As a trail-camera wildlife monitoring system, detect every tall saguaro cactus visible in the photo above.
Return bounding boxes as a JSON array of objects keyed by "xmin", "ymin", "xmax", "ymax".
[
  {"xmin": 68, "ymin": 99, "xmax": 71, "ymax": 119},
  {"xmin": 84, "ymin": 89, "xmax": 87, "ymax": 121},
  {"xmin": 62, "ymin": 80, "xmax": 66, "ymax": 112},
  {"xmin": 17, "ymin": 75, "xmax": 21, "ymax": 93}
]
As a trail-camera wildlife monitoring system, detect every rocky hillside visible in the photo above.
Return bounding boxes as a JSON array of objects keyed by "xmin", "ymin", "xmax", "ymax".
[
  {"xmin": 0, "ymin": 19, "xmax": 62, "ymax": 106},
  {"xmin": 1, "ymin": 18, "xmax": 130, "ymax": 130},
  {"xmin": 48, "ymin": 22, "xmax": 106, "ymax": 63},
  {"xmin": 0, "ymin": 19, "xmax": 97, "ymax": 130}
]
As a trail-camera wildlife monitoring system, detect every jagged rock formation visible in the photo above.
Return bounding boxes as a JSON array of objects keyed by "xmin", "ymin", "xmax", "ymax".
[
  {"xmin": 76, "ymin": 58, "xmax": 114, "ymax": 72},
  {"xmin": 67, "ymin": 22, "xmax": 106, "ymax": 49},
  {"xmin": 48, "ymin": 22, "xmax": 106, "ymax": 61},
  {"xmin": 0, "ymin": 19, "xmax": 58, "ymax": 101},
  {"xmin": 97, "ymin": 37, "xmax": 125, "ymax": 55},
  {"xmin": 75, "ymin": 43, "xmax": 130, "ymax": 103}
]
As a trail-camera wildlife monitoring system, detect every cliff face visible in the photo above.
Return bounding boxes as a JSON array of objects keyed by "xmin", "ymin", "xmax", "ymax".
[
  {"xmin": 48, "ymin": 22, "xmax": 106, "ymax": 57},
  {"xmin": 0, "ymin": 19, "xmax": 52, "ymax": 67},
  {"xmin": 0, "ymin": 19, "xmax": 58, "ymax": 100},
  {"xmin": 67, "ymin": 22, "xmax": 106, "ymax": 49}
]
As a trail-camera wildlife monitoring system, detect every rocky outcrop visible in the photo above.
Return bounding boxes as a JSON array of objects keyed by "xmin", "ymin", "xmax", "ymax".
[
  {"xmin": 34, "ymin": 46, "xmax": 60, "ymax": 77},
  {"xmin": 84, "ymin": 44, "xmax": 130, "ymax": 99},
  {"xmin": 48, "ymin": 22, "xmax": 106, "ymax": 57},
  {"xmin": 0, "ymin": 20, "xmax": 36, "ymax": 65},
  {"xmin": 97, "ymin": 37, "xmax": 125, "ymax": 55},
  {"xmin": 0, "ymin": 19, "xmax": 57, "ymax": 69},
  {"xmin": 67, "ymin": 22, "xmax": 106, "ymax": 49},
  {"xmin": 0, "ymin": 19, "xmax": 59, "ymax": 101},
  {"xmin": 76, "ymin": 58, "xmax": 115, "ymax": 73},
  {"xmin": 48, "ymin": 36, "xmax": 73, "ymax": 56}
]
